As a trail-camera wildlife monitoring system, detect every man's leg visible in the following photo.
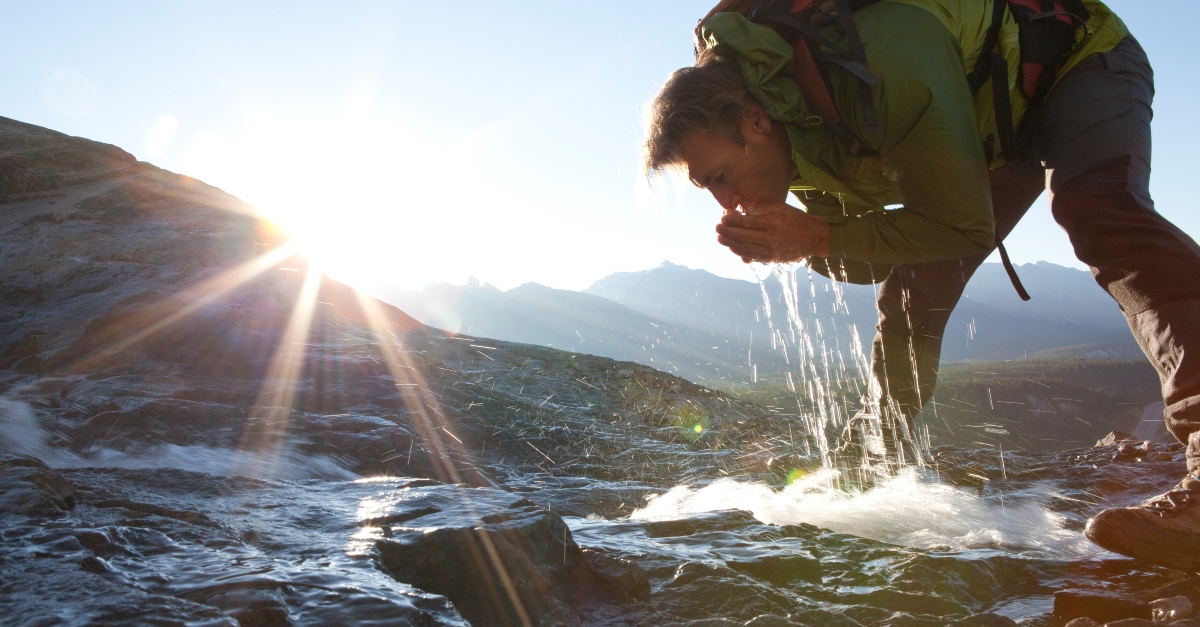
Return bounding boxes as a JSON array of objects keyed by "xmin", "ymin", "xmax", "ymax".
[
  {"xmin": 1053, "ymin": 159, "xmax": 1200, "ymax": 459},
  {"xmin": 1040, "ymin": 38, "xmax": 1200, "ymax": 459},
  {"xmin": 869, "ymin": 161, "xmax": 1046, "ymax": 459},
  {"xmin": 1031, "ymin": 37, "xmax": 1200, "ymax": 569}
]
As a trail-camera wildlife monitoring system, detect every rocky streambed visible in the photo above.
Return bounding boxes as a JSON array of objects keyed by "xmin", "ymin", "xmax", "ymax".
[{"xmin": 2, "ymin": 117, "xmax": 1199, "ymax": 626}]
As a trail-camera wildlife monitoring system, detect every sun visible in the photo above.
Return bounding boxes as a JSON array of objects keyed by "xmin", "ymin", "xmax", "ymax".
[{"xmin": 177, "ymin": 110, "xmax": 456, "ymax": 292}]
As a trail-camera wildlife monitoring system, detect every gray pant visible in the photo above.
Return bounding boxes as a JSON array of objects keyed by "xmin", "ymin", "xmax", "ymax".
[{"xmin": 872, "ymin": 37, "xmax": 1200, "ymax": 468}]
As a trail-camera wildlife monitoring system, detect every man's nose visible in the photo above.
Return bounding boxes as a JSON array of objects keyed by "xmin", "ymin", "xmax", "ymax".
[{"xmin": 711, "ymin": 188, "xmax": 739, "ymax": 211}]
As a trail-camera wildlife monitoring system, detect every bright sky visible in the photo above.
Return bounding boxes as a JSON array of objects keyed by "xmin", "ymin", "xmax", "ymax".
[{"xmin": 3, "ymin": 1, "xmax": 1197, "ymax": 292}]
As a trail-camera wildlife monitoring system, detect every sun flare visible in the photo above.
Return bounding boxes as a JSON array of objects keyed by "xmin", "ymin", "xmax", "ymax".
[{"xmin": 178, "ymin": 110, "xmax": 471, "ymax": 292}]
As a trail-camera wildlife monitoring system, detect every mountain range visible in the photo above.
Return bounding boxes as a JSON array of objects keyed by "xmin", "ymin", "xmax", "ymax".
[{"xmin": 377, "ymin": 260, "xmax": 1143, "ymax": 385}]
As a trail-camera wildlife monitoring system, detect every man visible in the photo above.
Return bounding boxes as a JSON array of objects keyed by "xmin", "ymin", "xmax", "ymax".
[{"xmin": 643, "ymin": 0, "xmax": 1200, "ymax": 570}]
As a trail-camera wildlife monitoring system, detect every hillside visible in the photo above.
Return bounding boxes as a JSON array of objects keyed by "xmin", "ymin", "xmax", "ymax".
[{"xmin": 379, "ymin": 260, "xmax": 1143, "ymax": 388}]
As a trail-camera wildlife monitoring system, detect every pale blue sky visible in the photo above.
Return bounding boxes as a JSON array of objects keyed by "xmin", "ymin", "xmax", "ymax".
[{"xmin": 3, "ymin": 1, "xmax": 1195, "ymax": 291}]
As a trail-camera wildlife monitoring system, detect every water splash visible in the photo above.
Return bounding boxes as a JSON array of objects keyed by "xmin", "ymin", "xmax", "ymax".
[
  {"xmin": 0, "ymin": 396, "xmax": 355, "ymax": 481},
  {"xmin": 631, "ymin": 469, "xmax": 1093, "ymax": 556},
  {"xmin": 750, "ymin": 262, "xmax": 927, "ymax": 482}
]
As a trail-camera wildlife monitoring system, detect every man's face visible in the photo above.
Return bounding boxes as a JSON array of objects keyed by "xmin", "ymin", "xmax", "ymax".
[{"xmin": 678, "ymin": 111, "xmax": 795, "ymax": 215}]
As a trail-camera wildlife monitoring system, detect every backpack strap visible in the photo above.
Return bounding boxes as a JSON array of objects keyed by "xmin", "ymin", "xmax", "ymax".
[
  {"xmin": 968, "ymin": 0, "xmax": 1031, "ymax": 301},
  {"xmin": 968, "ymin": 0, "xmax": 1013, "ymax": 163},
  {"xmin": 833, "ymin": 0, "xmax": 880, "ymax": 132},
  {"xmin": 968, "ymin": 0, "xmax": 1008, "ymax": 95},
  {"xmin": 998, "ymin": 243, "xmax": 1031, "ymax": 301}
]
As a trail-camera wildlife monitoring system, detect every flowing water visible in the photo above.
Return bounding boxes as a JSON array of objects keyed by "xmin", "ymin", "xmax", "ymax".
[{"xmin": 2, "ymin": 363, "xmax": 1189, "ymax": 626}]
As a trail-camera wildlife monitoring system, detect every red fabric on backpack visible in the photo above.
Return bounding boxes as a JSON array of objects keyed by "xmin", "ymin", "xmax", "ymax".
[
  {"xmin": 1008, "ymin": 0, "xmax": 1077, "ymax": 99},
  {"xmin": 719, "ymin": 0, "xmax": 842, "ymax": 125},
  {"xmin": 791, "ymin": 37, "xmax": 843, "ymax": 125}
]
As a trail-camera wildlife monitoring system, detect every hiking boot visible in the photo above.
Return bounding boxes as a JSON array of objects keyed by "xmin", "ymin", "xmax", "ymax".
[{"xmin": 1085, "ymin": 471, "xmax": 1200, "ymax": 571}]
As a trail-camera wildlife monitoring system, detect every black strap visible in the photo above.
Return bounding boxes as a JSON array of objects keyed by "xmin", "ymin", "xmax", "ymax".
[
  {"xmin": 966, "ymin": 0, "xmax": 1015, "ymax": 161},
  {"xmin": 1059, "ymin": 0, "xmax": 1091, "ymax": 22},
  {"xmin": 990, "ymin": 51, "xmax": 1015, "ymax": 161},
  {"xmin": 833, "ymin": 0, "xmax": 880, "ymax": 132},
  {"xmin": 968, "ymin": 0, "xmax": 1007, "ymax": 95},
  {"xmin": 998, "ymin": 243, "xmax": 1031, "ymax": 301}
]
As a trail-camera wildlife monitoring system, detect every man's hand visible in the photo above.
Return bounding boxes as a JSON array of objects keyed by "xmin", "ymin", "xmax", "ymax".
[{"xmin": 715, "ymin": 204, "xmax": 831, "ymax": 263}]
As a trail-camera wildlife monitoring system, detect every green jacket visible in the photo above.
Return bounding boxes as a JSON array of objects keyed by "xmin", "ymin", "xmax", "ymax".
[{"xmin": 700, "ymin": 0, "xmax": 1127, "ymax": 281}]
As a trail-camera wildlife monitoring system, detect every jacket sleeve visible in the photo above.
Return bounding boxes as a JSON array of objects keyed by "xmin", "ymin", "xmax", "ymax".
[{"xmin": 826, "ymin": 6, "xmax": 996, "ymax": 264}]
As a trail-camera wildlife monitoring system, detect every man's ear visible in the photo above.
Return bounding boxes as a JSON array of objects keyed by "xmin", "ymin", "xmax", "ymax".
[{"xmin": 742, "ymin": 100, "xmax": 773, "ymax": 139}]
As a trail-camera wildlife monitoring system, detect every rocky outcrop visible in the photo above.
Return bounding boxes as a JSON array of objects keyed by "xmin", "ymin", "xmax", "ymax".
[
  {"xmin": 1097, "ymin": 431, "xmax": 1140, "ymax": 447},
  {"xmin": 375, "ymin": 502, "xmax": 645, "ymax": 626},
  {"xmin": 0, "ymin": 451, "xmax": 74, "ymax": 517},
  {"xmin": 1054, "ymin": 589, "xmax": 1151, "ymax": 623}
]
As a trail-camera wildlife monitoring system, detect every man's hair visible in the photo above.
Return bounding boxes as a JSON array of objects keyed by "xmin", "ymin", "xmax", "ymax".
[{"xmin": 643, "ymin": 48, "xmax": 753, "ymax": 176}]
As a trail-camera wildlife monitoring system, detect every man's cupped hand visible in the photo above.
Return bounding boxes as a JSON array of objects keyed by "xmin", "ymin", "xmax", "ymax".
[{"xmin": 715, "ymin": 204, "xmax": 831, "ymax": 264}]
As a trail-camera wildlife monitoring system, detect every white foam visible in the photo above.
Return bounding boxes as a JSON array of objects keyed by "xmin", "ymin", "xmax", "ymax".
[
  {"xmin": 632, "ymin": 468, "xmax": 1097, "ymax": 556},
  {"xmin": 0, "ymin": 396, "xmax": 53, "ymax": 459},
  {"xmin": 60, "ymin": 443, "xmax": 359, "ymax": 481},
  {"xmin": 1, "ymin": 396, "xmax": 356, "ymax": 482}
]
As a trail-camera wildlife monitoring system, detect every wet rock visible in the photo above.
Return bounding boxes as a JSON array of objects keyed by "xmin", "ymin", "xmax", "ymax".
[
  {"xmin": 1115, "ymin": 443, "xmax": 1142, "ymax": 462},
  {"xmin": 1097, "ymin": 432, "xmax": 1139, "ymax": 447},
  {"xmin": 1151, "ymin": 595, "xmax": 1194, "ymax": 621},
  {"xmin": 642, "ymin": 509, "xmax": 760, "ymax": 538},
  {"xmin": 952, "ymin": 614, "xmax": 1019, "ymax": 627},
  {"xmin": 79, "ymin": 555, "xmax": 112, "ymax": 574},
  {"xmin": 842, "ymin": 587, "xmax": 967, "ymax": 616},
  {"xmin": 359, "ymin": 505, "xmax": 441, "ymax": 527},
  {"xmin": 1053, "ymin": 589, "xmax": 1151, "ymax": 623},
  {"xmin": 201, "ymin": 587, "xmax": 291, "ymax": 627},
  {"xmin": 725, "ymin": 554, "xmax": 822, "ymax": 585},
  {"xmin": 376, "ymin": 506, "xmax": 617, "ymax": 626},
  {"xmin": 1147, "ymin": 578, "xmax": 1200, "ymax": 611},
  {"xmin": 1063, "ymin": 619, "xmax": 1101, "ymax": 627},
  {"xmin": 659, "ymin": 561, "xmax": 796, "ymax": 621},
  {"xmin": 1104, "ymin": 620, "xmax": 1157, "ymax": 627},
  {"xmin": 0, "ymin": 451, "xmax": 74, "ymax": 517},
  {"xmin": 743, "ymin": 615, "xmax": 807, "ymax": 626},
  {"xmin": 580, "ymin": 548, "xmax": 650, "ymax": 600}
]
